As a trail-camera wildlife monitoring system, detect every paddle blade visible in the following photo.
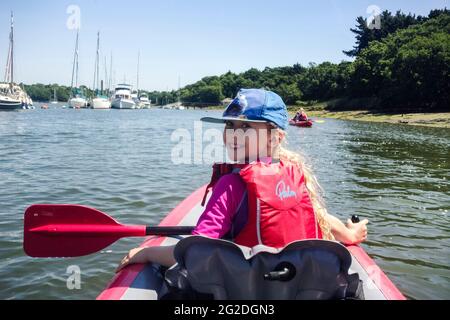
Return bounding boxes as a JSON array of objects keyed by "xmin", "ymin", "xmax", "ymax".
[{"xmin": 24, "ymin": 204, "xmax": 145, "ymax": 258}]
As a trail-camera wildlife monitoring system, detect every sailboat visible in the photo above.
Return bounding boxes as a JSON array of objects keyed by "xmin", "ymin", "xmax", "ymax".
[
  {"xmin": 136, "ymin": 51, "xmax": 151, "ymax": 108},
  {"xmin": 90, "ymin": 32, "xmax": 111, "ymax": 109},
  {"xmin": 139, "ymin": 93, "xmax": 151, "ymax": 108},
  {"xmin": 133, "ymin": 51, "xmax": 142, "ymax": 109},
  {"xmin": 68, "ymin": 29, "xmax": 87, "ymax": 109},
  {"xmin": 175, "ymin": 75, "xmax": 185, "ymax": 110},
  {"xmin": 132, "ymin": 89, "xmax": 140, "ymax": 109},
  {"xmin": 50, "ymin": 88, "xmax": 58, "ymax": 104},
  {"xmin": 0, "ymin": 12, "xmax": 32, "ymax": 110}
]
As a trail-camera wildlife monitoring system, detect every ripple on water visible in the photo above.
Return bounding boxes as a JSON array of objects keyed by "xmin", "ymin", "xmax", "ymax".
[{"xmin": 1, "ymin": 110, "xmax": 449, "ymax": 299}]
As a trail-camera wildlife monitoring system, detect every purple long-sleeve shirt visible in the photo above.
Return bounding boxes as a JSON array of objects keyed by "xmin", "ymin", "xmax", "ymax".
[{"xmin": 192, "ymin": 173, "xmax": 246, "ymax": 239}]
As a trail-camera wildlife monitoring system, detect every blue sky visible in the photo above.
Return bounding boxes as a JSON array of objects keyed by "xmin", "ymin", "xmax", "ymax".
[{"xmin": 0, "ymin": 0, "xmax": 448, "ymax": 91}]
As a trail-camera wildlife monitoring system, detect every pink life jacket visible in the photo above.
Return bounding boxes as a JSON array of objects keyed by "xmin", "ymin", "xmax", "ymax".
[{"xmin": 202, "ymin": 160, "xmax": 322, "ymax": 248}]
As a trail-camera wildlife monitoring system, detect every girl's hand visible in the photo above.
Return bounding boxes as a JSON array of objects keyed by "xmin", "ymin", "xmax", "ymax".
[
  {"xmin": 346, "ymin": 218, "xmax": 369, "ymax": 244},
  {"xmin": 116, "ymin": 247, "xmax": 150, "ymax": 273}
]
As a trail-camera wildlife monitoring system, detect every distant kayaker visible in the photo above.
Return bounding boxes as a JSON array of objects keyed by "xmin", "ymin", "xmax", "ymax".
[
  {"xmin": 293, "ymin": 108, "xmax": 308, "ymax": 121},
  {"xmin": 117, "ymin": 89, "xmax": 368, "ymax": 270}
]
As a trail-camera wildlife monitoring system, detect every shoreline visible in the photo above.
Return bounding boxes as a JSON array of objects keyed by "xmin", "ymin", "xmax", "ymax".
[
  {"xmin": 289, "ymin": 108, "xmax": 450, "ymax": 129},
  {"xmin": 32, "ymin": 102, "xmax": 448, "ymax": 128},
  {"xmin": 203, "ymin": 104, "xmax": 450, "ymax": 128}
]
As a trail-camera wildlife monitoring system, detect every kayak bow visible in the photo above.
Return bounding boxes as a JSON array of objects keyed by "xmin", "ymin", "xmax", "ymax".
[{"xmin": 97, "ymin": 185, "xmax": 406, "ymax": 300}]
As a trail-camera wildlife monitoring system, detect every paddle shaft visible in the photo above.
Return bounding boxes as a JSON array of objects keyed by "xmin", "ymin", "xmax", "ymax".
[
  {"xmin": 146, "ymin": 226, "xmax": 195, "ymax": 236},
  {"xmin": 29, "ymin": 224, "xmax": 195, "ymax": 237}
]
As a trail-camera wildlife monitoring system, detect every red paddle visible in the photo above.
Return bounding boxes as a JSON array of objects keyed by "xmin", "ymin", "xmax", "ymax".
[{"xmin": 24, "ymin": 204, "xmax": 195, "ymax": 258}]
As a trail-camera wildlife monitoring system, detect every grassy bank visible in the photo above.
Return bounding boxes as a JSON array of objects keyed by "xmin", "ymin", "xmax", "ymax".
[
  {"xmin": 287, "ymin": 99, "xmax": 450, "ymax": 128},
  {"xmin": 303, "ymin": 110, "xmax": 450, "ymax": 128}
]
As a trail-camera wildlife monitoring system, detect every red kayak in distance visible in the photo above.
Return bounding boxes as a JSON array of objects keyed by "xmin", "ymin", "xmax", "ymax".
[{"xmin": 289, "ymin": 119, "xmax": 313, "ymax": 127}]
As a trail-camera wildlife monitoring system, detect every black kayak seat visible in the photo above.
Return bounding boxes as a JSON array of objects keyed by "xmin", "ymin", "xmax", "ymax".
[{"xmin": 163, "ymin": 236, "xmax": 364, "ymax": 300}]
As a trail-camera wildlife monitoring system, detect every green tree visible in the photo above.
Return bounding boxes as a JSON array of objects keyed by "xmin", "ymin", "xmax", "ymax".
[
  {"xmin": 350, "ymin": 13, "xmax": 450, "ymax": 110},
  {"xmin": 277, "ymin": 83, "xmax": 302, "ymax": 104},
  {"xmin": 197, "ymin": 85, "xmax": 224, "ymax": 104},
  {"xmin": 344, "ymin": 9, "xmax": 448, "ymax": 57}
]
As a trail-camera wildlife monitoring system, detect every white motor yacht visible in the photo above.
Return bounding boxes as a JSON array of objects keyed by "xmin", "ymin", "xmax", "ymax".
[{"xmin": 111, "ymin": 84, "xmax": 136, "ymax": 109}]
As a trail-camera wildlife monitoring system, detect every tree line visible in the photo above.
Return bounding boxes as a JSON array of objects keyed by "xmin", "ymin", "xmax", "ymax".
[
  {"xmin": 22, "ymin": 83, "xmax": 72, "ymax": 102},
  {"xmin": 22, "ymin": 84, "xmax": 98, "ymax": 103},
  {"xmin": 179, "ymin": 8, "xmax": 449, "ymax": 111}
]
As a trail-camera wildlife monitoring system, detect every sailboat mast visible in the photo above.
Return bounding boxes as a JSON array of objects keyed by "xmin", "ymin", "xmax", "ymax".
[
  {"xmin": 136, "ymin": 51, "xmax": 140, "ymax": 96},
  {"xmin": 109, "ymin": 52, "xmax": 112, "ymax": 92},
  {"xmin": 3, "ymin": 43, "xmax": 9, "ymax": 83},
  {"xmin": 76, "ymin": 31, "xmax": 79, "ymax": 88},
  {"xmin": 178, "ymin": 75, "xmax": 181, "ymax": 104},
  {"xmin": 104, "ymin": 56, "xmax": 108, "ymax": 96},
  {"xmin": 96, "ymin": 32, "xmax": 100, "ymax": 92},
  {"xmin": 10, "ymin": 11, "xmax": 14, "ymax": 86},
  {"xmin": 93, "ymin": 31, "xmax": 100, "ymax": 93},
  {"xmin": 70, "ymin": 29, "xmax": 79, "ymax": 90},
  {"xmin": 4, "ymin": 12, "xmax": 14, "ymax": 90}
]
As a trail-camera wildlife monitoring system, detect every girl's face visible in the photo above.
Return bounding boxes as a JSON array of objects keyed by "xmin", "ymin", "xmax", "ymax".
[{"xmin": 223, "ymin": 120, "xmax": 284, "ymax": 163}]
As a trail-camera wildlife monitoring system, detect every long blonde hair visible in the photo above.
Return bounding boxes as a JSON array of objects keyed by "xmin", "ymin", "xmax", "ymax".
[{"xmin": 275, "ymin": 130, "xmax": 334, "ymax": 240}]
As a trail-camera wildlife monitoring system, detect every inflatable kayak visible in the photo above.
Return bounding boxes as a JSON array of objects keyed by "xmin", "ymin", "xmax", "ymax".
[
  {"xmin": 289, "ymin": 119, "xmax": 313, "ymax": 127},
  {"xmin": 97, "ymin": 185, "xmax": 406, "ymax": 300}
]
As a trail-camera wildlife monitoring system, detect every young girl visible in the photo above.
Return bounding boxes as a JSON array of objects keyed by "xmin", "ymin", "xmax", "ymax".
[{"xmin": 117, "ymin": 89, "xmax": 368, "ymax": 271}]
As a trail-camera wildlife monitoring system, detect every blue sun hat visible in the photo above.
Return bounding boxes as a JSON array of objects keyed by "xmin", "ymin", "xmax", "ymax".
[{"xmin": 201, "ymin": 88, "xmax": 288, "ymax": 130}]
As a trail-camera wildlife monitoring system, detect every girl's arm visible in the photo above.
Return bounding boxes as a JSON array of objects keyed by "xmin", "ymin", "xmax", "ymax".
[
  {"xmin": 116, "ymin": 245, "xmax": 176, "ymax": 272},
  {"xmin": 326, "ymin": 214, "xmax": 368, "ymax": 245},
  {"xmin": 116, "ymin": 174, "xmax": 245, "ymax": 272}
]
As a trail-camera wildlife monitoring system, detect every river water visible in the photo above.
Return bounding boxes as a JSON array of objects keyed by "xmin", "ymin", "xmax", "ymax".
[{"xmin": 0, "ymin": 105, "xmax": 448, "ymax": 299}]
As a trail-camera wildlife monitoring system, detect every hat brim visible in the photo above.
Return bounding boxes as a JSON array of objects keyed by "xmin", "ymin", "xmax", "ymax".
[{"xmin": 201, "ymin": 116, "xmax": 268, "ymax": 124}]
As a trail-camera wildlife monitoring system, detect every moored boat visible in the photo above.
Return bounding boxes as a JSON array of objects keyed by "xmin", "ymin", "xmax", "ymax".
[
  {"xmin": 139, "ymin": 93, "xmax": 151, "ymax": 108},
  {"xmin": 111, "ymin": 84, "xmax": 136, "ymax": 109},
  {"xmin": 0, "ymin": 12, "xmax": 32, "ymax": 111},
  {"xmin": 89, "ymin": 32, "xmax": 111, "ymax": 109},
  {"xmin": 68, "ymin": 29, "xmax": 88, "ymax": 109},
  {"xmin": 91, "ymin": 96, "xmax": 111, "ymax": 109},
  {"xmin": 68, "ymin": 93, "xmax": 87, "ymax": 109},
  {"xmin": 0, "ymin": 93, "xmax": 22, "ymax": 110}
]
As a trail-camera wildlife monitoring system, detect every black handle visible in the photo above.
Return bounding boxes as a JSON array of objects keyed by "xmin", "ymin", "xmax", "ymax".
[
  {"xmin": 351, "ymin": 215, "xmax": 360, "ymax": 223},
  {"xmin": 264, "ymin": 262, "xmax": 296, "ymax": 282},
  {"xmin": 264, "ymin": 268, "xmax": 290, "ymax": 281},
  {"xmin": 145, "ymin": 226, "xmax": 195, "ymax": 236}
]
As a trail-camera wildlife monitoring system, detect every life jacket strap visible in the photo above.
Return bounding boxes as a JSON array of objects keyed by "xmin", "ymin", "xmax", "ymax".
[{"xmin": 201, "ymin": 163, "xmax": 246, "ymax": 206}]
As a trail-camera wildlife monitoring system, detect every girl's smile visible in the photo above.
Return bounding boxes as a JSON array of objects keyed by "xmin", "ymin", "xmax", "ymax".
[{"xmin": 223, "ymin": 120, "xmax": 281, "ymax": 163}]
